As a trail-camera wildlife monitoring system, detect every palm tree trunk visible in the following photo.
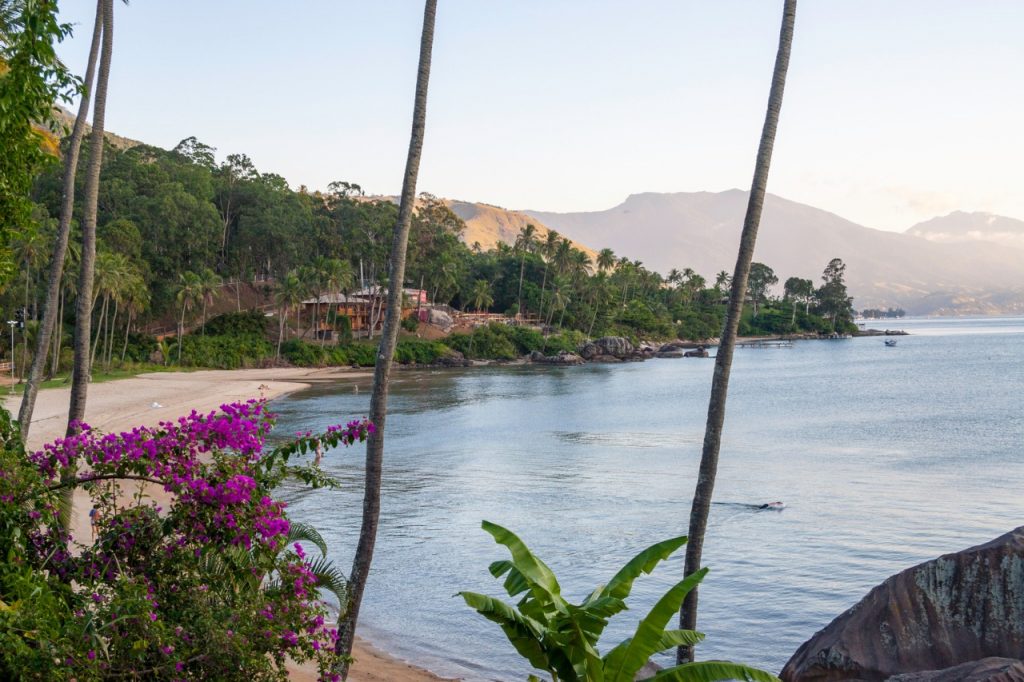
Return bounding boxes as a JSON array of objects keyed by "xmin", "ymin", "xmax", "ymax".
[
  {"xmin": 67, "ymin": 0, "xmax": 114, "ymax": 434},
  {"xmin": 90, "ymin": 295, "xmax": 108, "ymax": 369},
  {"xmin": 335, "ymin": 2, "xmax": 436, "ymax": 676},
  {"xmin": 50, "ymin": 289, "xmax": 64, "ymax": 379},
  {"xmin": 276, "ymin": 309, "xmax": 285, "ymax": 359},
  {"xmin": 177, "ymin": 305, "xmax": 186, "ymax": 364},
  {"xmin": 106, "ymin": 298, "xmax": 118, "ymax": 368},
  {"xmin": 677, "ymin": 0, "xmax": 796, "ymax": 665},
  {"xmin": 120, "ymin": 308, "xmax": 132, "ymax": 362},
  {"xmin": 517, "ymin": 253, "xmax": 526, "ymax": 319}
]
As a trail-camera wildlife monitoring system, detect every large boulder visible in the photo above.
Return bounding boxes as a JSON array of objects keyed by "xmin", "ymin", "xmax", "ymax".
[
  {"xmin": 781, "ymin": 526, "xmax": 1024, "ymax": 682},
  {"xmin": 655, "ymin": 349, "xmax": 684, "ymax": 359},
  {"xmin": 427, "ymin": 308, "xmax": 453, "ymax": 328},
  {"xmin": 593, "ymin": 336, "xmax": 634, "ymax": 358},
  {"xmin": 529, "ymin": 350, "xmax": 583, "ymax": 365},
  {"xmin": 887, "ymin": 658, "xmax": 1024, "ymax": 682},
  {"xmin": 579, "ymin": 342, "xmax": 600, "ymax": 360}
]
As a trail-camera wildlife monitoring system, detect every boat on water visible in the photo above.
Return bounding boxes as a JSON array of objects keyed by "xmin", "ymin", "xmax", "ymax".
[{"xmin": 884, "ymin": 338, "xmax": 898, "ymax": 347}]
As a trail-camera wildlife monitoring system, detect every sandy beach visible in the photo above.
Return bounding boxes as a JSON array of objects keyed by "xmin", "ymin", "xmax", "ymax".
[{"xmin": 4, "ymin": 368, "xmax": 450, "ymax": 682}]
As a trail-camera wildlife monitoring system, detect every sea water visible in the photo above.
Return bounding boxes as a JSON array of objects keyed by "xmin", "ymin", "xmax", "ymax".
[{"xmin": 274, "ymin": 317, "xmax": 1024, "ymax": 680}]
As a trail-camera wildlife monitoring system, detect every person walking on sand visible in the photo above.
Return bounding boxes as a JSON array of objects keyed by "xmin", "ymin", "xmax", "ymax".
[
  {"xmin": 314, "ymin": 439, "xmax": 324, "ymax": 467},
  {"xmin": 89, "ymin": 506, "xmax": 100, "ymax": 541}
]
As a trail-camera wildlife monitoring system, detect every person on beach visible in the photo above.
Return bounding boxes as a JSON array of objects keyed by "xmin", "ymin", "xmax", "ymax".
[
  {"xmin": 314, "ymin": 439, "xmax": 324, "ymax": 467},
  {"xmin": 89, "ymin": 506, "xmax": 100, "ymax": 540}
]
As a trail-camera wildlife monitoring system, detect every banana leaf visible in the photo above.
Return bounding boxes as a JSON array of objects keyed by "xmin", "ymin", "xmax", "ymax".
[
  {"xmin": 458, "ymin": 591, "xmax": 550, "ymax": 673},
  {"xmin": 596, "ymin": 536, "xmax": 688, "ymax": 603},
  {"xmin": 602, "ymin": 567, "xmax": 708, "ymax": 682},
  {"xmin": 482, "ymin": 521, "xmax": 565, "ymax": 613},
  {"xmin": 648, "ymin": 660, "xmax": 781, "ymax": 682}
]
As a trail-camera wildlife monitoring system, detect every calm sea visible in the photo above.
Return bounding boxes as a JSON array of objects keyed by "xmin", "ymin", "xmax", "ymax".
[{"xmin": 273, "ymin": 316, "xmax": 1024, "ymax": 680}]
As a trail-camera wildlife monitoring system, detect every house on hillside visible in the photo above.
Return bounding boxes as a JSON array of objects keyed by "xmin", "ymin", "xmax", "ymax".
[{"xmin": 301, "ymin": 288, "xmax": 427, "ymax": 338}]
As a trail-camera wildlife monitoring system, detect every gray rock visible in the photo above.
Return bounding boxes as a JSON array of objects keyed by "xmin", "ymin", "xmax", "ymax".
[
  {"xmin": 579, "ymin": 342, "xmax": 600, "ymax": 360},
  {"xmin": 530, "ymin": 350, "xmax": 583, "ymax": 365},
  {"xmin": 781, "ymin": 526, "xmax": 1024, "ymax": 682},
  {"xmin": 593, "ymin": 336, "xmax": 634, "ymax": 358},
  {"xmin": 656, "ymin": 350, "xmax": 684, "ymax": 358},
  {"xmin": 887, "ymin": 658, "xmax": 1024, "ymax": 682},
  {"xmin": 427, "ymin": 308, "xmax": 453, "ymax": 328}
]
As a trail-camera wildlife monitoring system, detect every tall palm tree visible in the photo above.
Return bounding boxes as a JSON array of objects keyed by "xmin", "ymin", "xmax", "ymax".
[
  {"xmin": 174, "ymin": 271, "xmax": 202, "ymax": 364},
  {"xmin": 119, "ymin": 273, "xmax": 149, "ymax": 363},
  {"xmin": 677, "ymin": 0, "xmax": 797, "ymax": 665},
  {"xmin": 67, "ymin": 0, "xmax": 115, "ymax": 434},
  {"xmin": 273, "ymin": 271, "xmax": 304, "ymax": 359},
  {"xmin": 538, "ymin": 229, "xmax": 560, "ymax": 319},
  {"xmin": 596, "ymin": 247, "xmax": 616, "ymax": 274},
  {"xmin": 197, "ymin": 267, "xmax": 222, "ymax": 335},
  {"xmin": 515, "ymin": 223, "xmax": 536, "ymax": 319},
  {"xmin": 18, "ymin": 0, "xmax": 105, "ymax": 438},
  {"xmin": 323, "ymin": 258, "xmax": 355, "ymax": 341},
  {"xmin": 336, "ymin": 2, "xmax": 437, "ymax": 676}
]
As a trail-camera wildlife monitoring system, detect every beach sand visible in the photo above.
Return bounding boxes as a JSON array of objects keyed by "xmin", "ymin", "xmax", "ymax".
[{"xmin": 4, "ymin": 367, "xmax": 450, "ymax": 682}]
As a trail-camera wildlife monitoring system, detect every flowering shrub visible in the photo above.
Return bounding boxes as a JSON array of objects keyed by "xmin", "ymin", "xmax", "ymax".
[{"xmin": 0, "ymin": 401, "xmax": 372, "ymax": 681}]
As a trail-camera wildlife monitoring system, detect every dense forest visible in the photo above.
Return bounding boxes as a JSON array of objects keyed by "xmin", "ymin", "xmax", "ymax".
[{"xmin": 0, "ymin": 134, "xmax": 856, "ymax": 372}]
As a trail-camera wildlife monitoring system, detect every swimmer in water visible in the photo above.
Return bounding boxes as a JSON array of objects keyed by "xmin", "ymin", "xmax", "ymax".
[{"xmin": 759, "ymin": 501, "xmax": 784, "ymax": 509}]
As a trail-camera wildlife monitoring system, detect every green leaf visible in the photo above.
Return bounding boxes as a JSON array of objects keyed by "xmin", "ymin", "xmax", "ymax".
[
  {"xmin": 287, "ymin": 521, "xmax": 328, "ymax": 556},
  {"xmin": 305, "ymin": 555, "xmax": 349, "ymax": 608},
  {"xmin": 482, "ymin": 521, "xmax": 565, "ymax": 613},
  {"xmin": 655, "ymin": 630, "xmax": 705, "ymax": 651},
  {"xmin": 598, "ymin": 536, "xmax": 688, "ymax": 603},
  {"xmin": 489, "ymin": 559, "xmax": 530, "ymax": 598},
  {"xmin": 603, "ymin": 568, "xmax": 708, "ymax": 682},
  {"xmin": 648, "ymin": 660, "xmax": 781, "ymax": 682},
  {"xmin": 458, "ymin": 591, "xmax": 551, "ymax": 674}
]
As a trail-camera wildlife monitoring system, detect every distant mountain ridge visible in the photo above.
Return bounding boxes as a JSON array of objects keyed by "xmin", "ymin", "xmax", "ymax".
[
  {"xmin": 524, "ymin": 190, "xmax": 1024, "ymax": 315},
  {"xmin": 906, "ymin": 211, "xmax": 1024, "ymax": 251}
]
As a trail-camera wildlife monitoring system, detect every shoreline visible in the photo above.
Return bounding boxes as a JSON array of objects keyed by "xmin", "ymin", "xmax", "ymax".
[{"xmin": 3, "ymin": 367, "xmax": 451, "ymax": 682}]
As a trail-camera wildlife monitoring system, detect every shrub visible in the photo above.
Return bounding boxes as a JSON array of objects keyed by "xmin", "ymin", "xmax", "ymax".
[
  {"xmin": 177, "ymin": 333, "xmax": 274, "ymax": 369},
  {"xmin": 400, "ymin": 315, "xmax": 419, "ymax": 333},
  {"xmin": 542, "ymin": 329, "xmax": 586, "ymax": 354},
  {"xmin": 445, "ymin": 324, "xmax": 518, "ymax": 360},
  {"xmin": 395, "ymin": 339, "xmax": 447, "ymax": 364},
  {"xmin": 0, "ymin": 403, "xmax": 373, "ymax": 680},
  {"xmin": 202, "ymin": 310, "xmax": 272, "ymax": 337}
]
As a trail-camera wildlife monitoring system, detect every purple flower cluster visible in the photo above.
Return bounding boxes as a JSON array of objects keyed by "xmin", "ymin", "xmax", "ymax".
[{"xmin": 15, "ymin": 399, "xmax": 374, "ymax": 679}]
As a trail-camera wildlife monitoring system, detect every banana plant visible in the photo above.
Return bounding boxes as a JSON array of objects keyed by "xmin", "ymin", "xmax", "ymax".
[{"xmin": 459, "ymin": 521, "xmax": 778, "ymax": 682}]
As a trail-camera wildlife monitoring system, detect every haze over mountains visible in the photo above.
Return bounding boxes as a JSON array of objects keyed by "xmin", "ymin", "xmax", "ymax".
[{"xmin": 524, "ymin": 191, "xmax": 1024, "ymax": 316}]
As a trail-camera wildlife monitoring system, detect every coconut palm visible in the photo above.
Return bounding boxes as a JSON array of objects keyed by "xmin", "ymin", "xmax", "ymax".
[
  {"xmin": 336, "ymin": 2, "xmax": 437, "ymax": 675},
  {"xmin": 273, "ymin": 271, "xmax": 305, "ymax": 359},
  {"xmin": 18, "ymin": 0, "xmax": 106, "ymax": 438},
  {"xmin": 515, "ymin": 223, "xmax": 536, "ymax": 318},
  {"xmin": 322, "ymin": 258, "xmax": 355, "ymax": 342},
  {"xmin": 678, "ymin": 0, "xmax": 797, "ymax": 665},
  {"xmin": 68, "ymin": 0, "xmax": 115, "ymax": 433},
  {"xmin": 470, "ymin": 279, "xmax": 493, "ymax": 313},
  {"xmin": 597, "ymin": 247, "xmax": 616, "ymax": 274},
  {"xmin": 538, "ymin": 229, "xmax": 560, "ymax": 319},
  {"xmin": 174, "ymin": 271, "xmax": 202, "ymax": 364},
  {"xmin": 119, "ymin": 273, "xmax": 149, "ymax": 363},
  {"xmin": 197, "ymin": 267, "xmax": 222, "ymax": 335}
]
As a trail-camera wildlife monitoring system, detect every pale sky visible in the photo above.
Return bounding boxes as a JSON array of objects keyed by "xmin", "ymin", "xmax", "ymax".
[{"xmin": 55, "ymin": 1, "xmax": 1024, "ymax": 232}]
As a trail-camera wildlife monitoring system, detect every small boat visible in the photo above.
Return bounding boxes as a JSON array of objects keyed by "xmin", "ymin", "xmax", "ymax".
[{"xmin": 884, "ymin": 338, "xmax": 897, "ymax": 347}]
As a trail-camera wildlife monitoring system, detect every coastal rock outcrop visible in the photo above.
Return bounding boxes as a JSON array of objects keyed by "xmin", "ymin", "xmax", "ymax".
[
  {"xmin": 592, "ymin": 336, "xmax": 634, "ymax": 358},
  {"xmin": 435, "ymin": 349, "xmax": 471, "ymax": 367},
  {"xmin": 781, "ymin": 526, "xmax": 1024, "ymax": 682},
  {"xmin": 655, "ymin": 349, "xmax": 684, "ymax": 358},
  {"xmin": 529, "ymin": 350, "xmax": 583, "ymax": 365}
]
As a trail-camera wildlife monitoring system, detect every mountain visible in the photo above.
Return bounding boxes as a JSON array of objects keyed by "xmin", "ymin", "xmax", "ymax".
[
  {"xmin": 906, "ymin": 211, "xmax": 1024, "ymax": 251},
  {"xmin": 525, "ymin": 190, "xmax": 1024, "ymax": 315}
]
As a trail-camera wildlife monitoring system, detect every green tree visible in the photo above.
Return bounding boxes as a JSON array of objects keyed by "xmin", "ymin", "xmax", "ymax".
[
  {"xmin": 470, "ymin": 279, "xmax": 494, "ymax": 313},
  {"xmin": 174, "ymin": 270, "xmax": 202, "ymax": 363},
  {"xmin": 198, "ymin": 266, "xmax": 222, "ymax": 335},
  {"xmin": 816, "ymin": 257, "xmax": 853, "ymax": 330},
  {"xmin": 679, "ymin": 0, "xmax": 797, "ymax": 665},
  {"xmin": 337, "ymin": 3, "xmax": 437, "ymax": 677},
  {"xmin": 515, "ymin": 223, "xmax": 537, "ymax": 318},
  {"xmin": 783, "ymin": 276, "xmax": 814, "ymax": 324},
  {"xmin": 745, "ymin": 262, "xmax": 777, "ymax": 317},
  {"xmin": 273, "ymin": 270, "xmax": 304, "ymax": 358}
]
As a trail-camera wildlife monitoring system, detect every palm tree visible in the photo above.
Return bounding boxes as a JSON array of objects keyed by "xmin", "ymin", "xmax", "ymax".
[
  {"xmin": 119, "ymin": 274, "xmax": 149, "ymax": 363},
  {"xmin": 18, "ymin": 0, "xmax": 105, "ymax": 438},
  {"xmin": 67, "ymin": 0, "xmax": 115, "ymax": 434},
  {"xmin": 515, "ymin": 223, "xmax": 536, "ymax": 319},
  {"xmin": 174, "ymin": 271, "xmax": 202, "ymax": 364},
  {"xmin": 470, "ymin": 279, "xmax": 493, "ymax": 313},
  {"xmin": 323, "ymin": 258, "xmax": 355, "ymax": 342},
  {"xmin": 197, "ymin": 267, "xmax": 222, "ymax": 335},
  {"xmin": 273, "ymin": 271, "xmax": 305, "ymax": 358},
  {"xmin": 677, "ymin": 0, "xmax": 797, "ymax": 665},
  {"xmin": 538, "ymin": 229, "xmax": 560, "ymax": 319},
  {"xmin": 596, "ymin": 247, "xmax": 616, "ymax": 274},
  {"xmin": 336, "ymin": 2, "xmax": 437, "ymax": 676}
]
